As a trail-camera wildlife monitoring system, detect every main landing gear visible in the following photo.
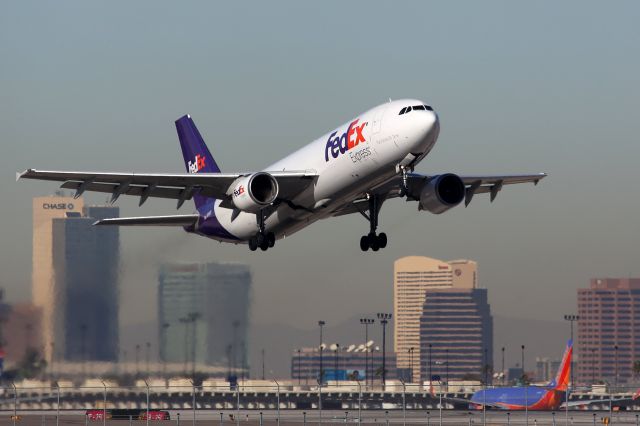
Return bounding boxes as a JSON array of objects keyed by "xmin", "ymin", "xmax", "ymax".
[
  {"xmin": 249, "ymin": 210, "xmax": 275, "ymax": 252},
  {"xmin": 359, "ymin": 194, "xmax": 388, "ymax": 252}
]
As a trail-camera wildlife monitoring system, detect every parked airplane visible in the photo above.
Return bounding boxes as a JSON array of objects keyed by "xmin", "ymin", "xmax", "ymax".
[
  {"xmin": 449, "ymin": 340, "xmax": 638, "ymax": 410},
  {"xmin": 18, "ymin": 99, "xmax": 546, "ymax": 252}
]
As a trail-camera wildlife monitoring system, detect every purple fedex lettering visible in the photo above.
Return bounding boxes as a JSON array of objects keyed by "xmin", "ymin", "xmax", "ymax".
[{"xmin": 324, "ymin": 119, "xmax": 368, "ymax": 162}]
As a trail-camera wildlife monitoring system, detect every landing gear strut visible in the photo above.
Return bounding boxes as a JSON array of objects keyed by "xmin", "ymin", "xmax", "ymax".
[
  {"xmin": 359, "ymin": 194, "xmax": 388, "ymax": 252},
  {"xmin": 249, "ymin": 210, "xmax": 276, "ymax": 252}
]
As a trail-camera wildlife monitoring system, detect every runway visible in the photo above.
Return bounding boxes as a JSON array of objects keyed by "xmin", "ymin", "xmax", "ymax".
[{"xmin": 6, "ymin": 409, "xmax": 640, "ymax": 425}]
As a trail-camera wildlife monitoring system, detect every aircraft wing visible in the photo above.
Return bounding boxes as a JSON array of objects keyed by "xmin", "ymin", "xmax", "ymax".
[
  {"xmin": 330, "ymin": 172, "xmax": 547, "ymax": 216},
  {"xmin": 17, "ymin": 169, "xmax": 317, "ymax": 208},
  {"xmin": 94, "ymin": 215, "xmax": 200, "ymax": 226}
]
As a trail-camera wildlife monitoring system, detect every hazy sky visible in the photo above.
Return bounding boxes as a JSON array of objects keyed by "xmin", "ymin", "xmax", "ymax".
[{"xmin": 2, "ymin": 1, "xmax": 640, "ymax": 365}]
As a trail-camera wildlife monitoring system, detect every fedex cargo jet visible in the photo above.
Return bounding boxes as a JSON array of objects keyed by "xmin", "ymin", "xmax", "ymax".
[{"xmin": 18, "ymin": 99, "xmax": 546, "ymax": 252}]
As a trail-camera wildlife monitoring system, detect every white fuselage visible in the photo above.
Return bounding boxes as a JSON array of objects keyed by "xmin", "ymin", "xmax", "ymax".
[{"xmin": 209, "ymin": 99, "xmax": 440, "ymax": 243}]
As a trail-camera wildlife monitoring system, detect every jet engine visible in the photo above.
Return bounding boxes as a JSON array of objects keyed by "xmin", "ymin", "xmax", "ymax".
[
  {"xmin": 230, "ymin": 172, "xmax": 279, "ymax": 213},
  {"xmin": 419, "ymin": 173, "xmax": 465, "ymax": 214}
]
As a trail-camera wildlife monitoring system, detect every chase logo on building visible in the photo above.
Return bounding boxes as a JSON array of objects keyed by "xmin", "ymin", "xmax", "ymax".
[
  {"xmin": 188, "ymin": 154, "xmax": 206, "ymax": 173},
  {"xmin": 324, "ymin": 119, "xmax": 368, "ymax": 162},
  {"xmin": 43, "ymin": 203, "xmax": 74, "ymax": 209}
]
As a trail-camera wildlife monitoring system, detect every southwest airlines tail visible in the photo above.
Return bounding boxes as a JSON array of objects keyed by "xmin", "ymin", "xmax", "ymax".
[
  {"xmin": 175, "ymin": 115, "xmax": 221, "ymax": 214},
  {"xmin": 548, "ymin": 339, "xmax": 572, "ymax": 391}
]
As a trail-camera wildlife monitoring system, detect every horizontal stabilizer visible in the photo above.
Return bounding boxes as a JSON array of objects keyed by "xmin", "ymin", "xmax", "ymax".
[{"xmin": 94, "ymin": 214, "xmax": 199, "ymax": 227}]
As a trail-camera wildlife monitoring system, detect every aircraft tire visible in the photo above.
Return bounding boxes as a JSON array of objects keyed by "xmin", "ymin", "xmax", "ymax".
[
  {"xmin": 267, "ymin": 232, "xmax": 276, "ymax": 248},
  {"xmin": 260, "ymin": 239, "xmax": 269, "ymax": 251},
  {"xmin": 369, "ymin": 233, "xmax": 380, "ymax": 251},
  {"xmin": 249, "ymin": 237, "xmax": 258, "ymax": 251},
  {"xmin": 360, "ymin": 235, "xmax": 370, "ymax": 251},
  {"xmin": 378, "ymin": 232, "xmax": 387, "ymax": 248}
]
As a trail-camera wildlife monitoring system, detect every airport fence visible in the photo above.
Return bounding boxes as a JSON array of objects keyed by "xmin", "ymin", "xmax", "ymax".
[{"xmin": 1, "ymin": 382, "xmax": 640, "ymax": 425}]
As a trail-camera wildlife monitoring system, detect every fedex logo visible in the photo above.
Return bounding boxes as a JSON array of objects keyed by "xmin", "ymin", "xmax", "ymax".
[
  {"xmin": 324, "ymin": 119, "xmax": 368, "ymax": 162},
  {"xmin": 233, "ymin": 185, "xmax": 245, "ymax": 197},
  {"xmin": 188, "ymin": 154, "xmax": 206, "ymax": 174}
]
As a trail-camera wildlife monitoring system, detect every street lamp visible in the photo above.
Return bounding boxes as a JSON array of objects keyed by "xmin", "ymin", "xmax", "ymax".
[
  {"xmin": 135, "ymin": 344, "xmax": 141, "ymax": 377},
  {"xmin": 360, "ymin": 318, "xmax": 374, "ymax": 388},
  {"xmin": 614, "ymin": 344, "xmax": 619, "ymax": 392},
  {"xmin": 334, "ymin": 344, "xmax": 340, "ymax": 380},
  {"xmin": 145, "ymin": 342, "xmax": 151, "ymax": 377},
  {"xmin": 318, "ymin": 320, "xmax": 326, "ymax": 385},
  {"xmin": 445, "ymin": 349, "xmax": 449, "ymax": 392},
  {"xmin": 296, "ymin": 349, "xmax": 301, "ymax": 385},
  {"xmin": 408, "ymin": 348, "xmax": 414, "ymax": 383},
  {"xmin": 501, "ymin": 347, "xmax": 505, "ymax": 386},
  {"xmin": 377, "ymin": 313, "xmax": 392, "ymax": 389},
  {"xmin": 521, "ymin": 345, "xmax": 525, "ymax": 382},
  {"xmin": 161, "ymin": 323, "xmax": 170, "ymax": 379},
  {"xmin": 563, "ymin": 314, "xmax": 580, "ymax": 389}
]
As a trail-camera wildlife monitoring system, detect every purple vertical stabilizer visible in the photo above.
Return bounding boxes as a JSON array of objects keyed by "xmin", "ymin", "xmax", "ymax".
[{"xmin": 175, "ymin": 115, "xmax": 220, "ymax": 214}]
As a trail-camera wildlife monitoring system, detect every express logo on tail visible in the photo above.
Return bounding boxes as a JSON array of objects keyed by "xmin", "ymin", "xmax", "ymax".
[
  {"xmin": 324, "ymin": 119, "xmax": 368, "ymax": 162},
  {"xmin": 188, "ymin": 154, "xmax": 206, "ymax": 174}
]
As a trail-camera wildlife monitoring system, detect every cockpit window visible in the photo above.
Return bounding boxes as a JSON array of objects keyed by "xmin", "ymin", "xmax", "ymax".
[
  {"xmin": 424, "ymin": 105, "xmax": 433, "ymax": 111},
  {"xmin": 413, "ymin": 105, "xmax": 425, "ymax": 110},
  {"xmin": 406, "ymin": 106, "xmax": 412, "ymax": 113},
  {"xmin": 399, "ymin": 107, "xmax": 407, "ymax": 115}
]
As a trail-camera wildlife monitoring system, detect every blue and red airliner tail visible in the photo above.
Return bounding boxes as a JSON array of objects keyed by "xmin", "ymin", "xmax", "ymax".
[{"xmin": 469, "ymin": 340, "xmax": 572, "ymax": 411}]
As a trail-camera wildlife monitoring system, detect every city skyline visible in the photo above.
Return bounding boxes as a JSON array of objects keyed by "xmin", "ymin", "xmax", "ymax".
[{"xmin": 2, "ymin": 1, "xmax": 640, "ymax": 379}]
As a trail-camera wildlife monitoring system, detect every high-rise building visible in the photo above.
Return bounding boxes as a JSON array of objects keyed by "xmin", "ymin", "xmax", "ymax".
[
  {"xmin": 158, "ymin": 262, "xmax": 251, "ymax": 372},
  {"xmin": 419, "ymin": 288, "xmax": 493, "ymax": 382},
  {"xmin": 394, "ymin": 256, "xmax": 478, "ymax": 382},
  {"xmin": 32, "ymin": 195, "xmax": 84, "ymax": 361},
  {"xmin": 1, "ymin": 303, "xmax": 43, "ymax": 365},
  {"xmin": 52, "ymin": 206, "xmax": 120, "ymax": 361},
  {"xmin": 577, "ymin": 278, "xmax": 640, "ymax": 384}
]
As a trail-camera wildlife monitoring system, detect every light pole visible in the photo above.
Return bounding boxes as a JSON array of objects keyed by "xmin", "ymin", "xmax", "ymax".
[
  {"xmin": 614, "ymin": 344, "xmax": 619, "ymax": 392},
  {"xmin": 501, "ymin": 347, "xmax": 505, "ymax": 385},
  {"xmin": 179, "ymin": 317, "xmax": 189, "ymax": 374},
  {"xmin": 360, "ymin": 318, "xmax": 374, "ymax": 388},
  {"xmin": 377, "ymin": 313, "xmax": 391, "ymax": 389},
  {"xmin": 318, "ymin": 320, "xmax": 325, "ymax": 385},
  {"xmin": 334, "ymin": 344, "xmax": 340, "ymax": 379},
  {"xmin": 408, "ymin": 348, "xmax": 414, "ymax": 383},
  {"xmin": 135, "ymin": 344, "xmax": 141, "ymax": 377},
  {"xmin": 262, "ymin": 348, "xmax": 266, "ymax": 380},
  {"xmin": 445, "ymin": 349, "xmax": 449, "ymax": 392},
  {"xmin": 296, "ymin": 349, "xmax": 301, "ymax": 385},
  {"xmin": 188, "ymin": 312, "xmax": 201, "ymax": 378},
  {"xmin": 521, "ymin": 345, "xmax": 525, "ymax": 382},
  {"xmin": 564, "ymin": 314, "xmax": 580, "ymax": 389},
  {"xmin": 161, "ymin": 323, "xmax": 170, "ymax": 380},
  {"xmin": 428, "ymin": 343, "xmax": 433, "ymax": 385},
  {"xmin": 145, "ymin": 342, "xmax": 151, "ymax": 377},
  {"xmin": 591, "ymin": 348, "xmax": 596, "ymax": 385}
]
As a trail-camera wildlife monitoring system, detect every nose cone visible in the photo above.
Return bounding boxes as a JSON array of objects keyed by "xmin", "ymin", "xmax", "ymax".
[{"xmin": 413, "ymin": 109, "xmax": 440, "ymax": 152}]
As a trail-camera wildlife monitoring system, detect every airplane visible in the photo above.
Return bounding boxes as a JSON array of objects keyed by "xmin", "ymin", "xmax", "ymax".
[
  {"xmin": 447, "ymin": 340, "xmax": 639, "ymax": 411},
  {"xmin": 18, "ymin": 99, "xmax": 547, "ymax": 252}
]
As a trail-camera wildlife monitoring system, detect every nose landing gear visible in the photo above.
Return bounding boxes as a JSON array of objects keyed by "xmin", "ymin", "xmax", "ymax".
[
  {"xmin": 249, "ymin": 210, "xmax": 276, "ymax": 252},
  {"xmin": 359, "ymin": 194, "xmax": 388, "ymax": 252}
]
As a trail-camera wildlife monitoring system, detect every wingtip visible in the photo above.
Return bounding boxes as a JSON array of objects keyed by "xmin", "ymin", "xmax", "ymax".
[{"xmin": 92, "ymin": 220, "xmax": 103, "ymax": 226}]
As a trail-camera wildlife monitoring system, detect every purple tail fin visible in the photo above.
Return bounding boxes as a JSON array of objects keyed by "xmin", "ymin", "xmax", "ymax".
[{"xmin": 175, "ymin": 115, "xmax": 220, "ymax": 214}]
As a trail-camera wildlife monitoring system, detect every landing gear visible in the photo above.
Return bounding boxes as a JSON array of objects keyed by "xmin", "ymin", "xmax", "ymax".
[
  {"xmin": 359, "ymin": 194, "xmax": 388, "ymax": 252},
  {"xmin": 249, "ymin": 209, "xmax": 276, "ymax": 252}
]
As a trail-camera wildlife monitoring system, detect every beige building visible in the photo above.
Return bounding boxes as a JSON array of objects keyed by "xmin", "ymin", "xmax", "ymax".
[
  {"xmin": 32, "ymin": 195, "xmax": 83, "ymax": 361},
  {"xmin": 393, "ymin": 256, "xmax": 477, "ymax": 382}
]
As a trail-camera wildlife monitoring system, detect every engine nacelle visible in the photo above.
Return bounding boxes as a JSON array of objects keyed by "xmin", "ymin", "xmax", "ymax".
[
  {"xmin": 419, "ymin": 173, "xmax": 465, "ymax": 214},
  {"xmin": 230, "ymin": 172, "xmax": 279, "ymax": 213}
]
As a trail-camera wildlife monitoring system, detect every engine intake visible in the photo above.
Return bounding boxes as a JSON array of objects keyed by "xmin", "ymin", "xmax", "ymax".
[
  {"xmin": 230, "ymin": 172, "xmax": 279, "ymax": 213},
  {"xmin": 419, "ymin": 173, "xmax": 465, "ymax": 214}
]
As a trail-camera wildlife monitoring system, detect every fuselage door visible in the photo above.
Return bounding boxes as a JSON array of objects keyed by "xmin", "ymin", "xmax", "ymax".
[{"xmin": 370, "ymin": 105, "xmax": 386, "ymax": 135}]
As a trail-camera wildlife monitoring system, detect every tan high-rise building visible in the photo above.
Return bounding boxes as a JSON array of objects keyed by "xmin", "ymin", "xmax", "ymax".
[
  {"xmin": 32, "ymin": 195, "xmax": 83, "ymax": 361},
  {"xmin": 393, "ymin": 256, "xmax": 478, "ymax": 382}
]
